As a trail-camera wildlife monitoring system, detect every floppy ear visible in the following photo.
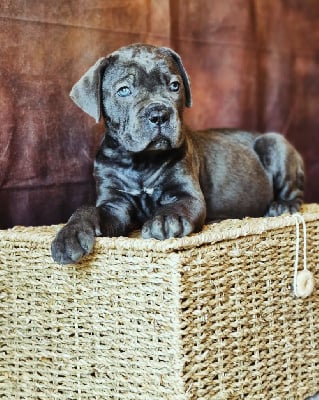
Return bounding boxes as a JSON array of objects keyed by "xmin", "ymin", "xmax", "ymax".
[
  {"xmin": 69, "ymin": 57, "xmax": 110, "ymax": 122},
  {"xmin": 160, "ymin": 47, "xmax": 192, "ymax": 107}
]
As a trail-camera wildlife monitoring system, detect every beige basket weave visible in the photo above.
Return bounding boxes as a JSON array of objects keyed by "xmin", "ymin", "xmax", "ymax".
[{"xmin": 1, "ymin": 204, "xmax": 319, "ymax": 400}]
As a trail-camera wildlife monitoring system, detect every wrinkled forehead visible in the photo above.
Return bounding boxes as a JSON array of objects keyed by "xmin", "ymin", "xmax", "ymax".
[{"xmin": 110, "ymin": 45, "xmax": 178, "ymax": 75}]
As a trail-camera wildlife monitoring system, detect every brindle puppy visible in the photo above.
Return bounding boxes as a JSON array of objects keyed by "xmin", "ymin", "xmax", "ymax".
[{"xmin": 51, "ymin": 44, "xmax": 304, "ymax": 264}]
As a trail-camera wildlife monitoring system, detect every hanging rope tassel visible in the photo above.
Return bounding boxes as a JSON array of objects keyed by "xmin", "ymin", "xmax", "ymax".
[{"xmin": 292, "ymin": 213, "xmax": 315, "ymax": 298}]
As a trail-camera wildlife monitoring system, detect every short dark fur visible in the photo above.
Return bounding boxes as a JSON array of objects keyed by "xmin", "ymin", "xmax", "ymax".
[{"xmin": 51, "ymin": 44, "xmax": 304, "ymax": 264}]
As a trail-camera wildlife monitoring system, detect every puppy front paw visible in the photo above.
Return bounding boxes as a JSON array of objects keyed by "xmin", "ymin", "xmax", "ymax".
[
  {"xmin": 141, "ymin": 214, "xmax": 193, "ymax": 240},
  {"xmin": 51, "ymin": 223, "xmax": 95, "ymax": 264}
]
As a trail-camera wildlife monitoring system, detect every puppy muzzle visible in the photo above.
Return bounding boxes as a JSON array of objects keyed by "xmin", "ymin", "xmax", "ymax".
[
  {"xmin": 145, "ymin": 135, "xmax": 172, "ymax": 151},
  {"xmin": 141, "ymin": 102, "xmax": 180, "ymax": 151},
  {"xmin": 146, "ymin": 103, "xmax": 173, "ymax": 127}
]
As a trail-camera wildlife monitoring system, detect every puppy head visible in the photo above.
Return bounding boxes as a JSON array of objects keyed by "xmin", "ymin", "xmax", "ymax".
[{"xmin": 70, "ymin": 44, "xmax": 192, "ymax": 152}]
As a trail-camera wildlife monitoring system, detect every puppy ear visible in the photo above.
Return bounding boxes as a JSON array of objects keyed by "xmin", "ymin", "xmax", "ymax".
[
  {"xmin": 69, "ymin": 57, "xmax": 110, "ymax": 122},
  {"xmin": 160, "ymin": 47, "xmax": 192, "ymax": 108}
]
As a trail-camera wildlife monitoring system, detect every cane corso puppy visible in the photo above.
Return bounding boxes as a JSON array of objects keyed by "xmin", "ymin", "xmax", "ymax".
[{"xmin": 51, "ymin": 43, "xmax": 304, "ymax": 264}]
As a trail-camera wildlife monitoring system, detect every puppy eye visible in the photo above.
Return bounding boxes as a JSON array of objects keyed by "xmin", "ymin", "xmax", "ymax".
[
  {"xmin": 117, "ymin": 86, "xmax": 132, "ymax": 97},
  {"xmin": 169, "ymin": 81, "xmax": 180, "ymax": 92}
]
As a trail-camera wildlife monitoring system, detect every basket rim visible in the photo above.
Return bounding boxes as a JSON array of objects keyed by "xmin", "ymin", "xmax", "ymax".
[{"xmin": 1, "ymin": 203, "xmax": 319, "ymax": 253}]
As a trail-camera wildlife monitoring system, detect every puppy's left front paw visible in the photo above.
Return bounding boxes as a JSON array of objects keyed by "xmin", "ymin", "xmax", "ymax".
[{"xmin": 142, "ymin": 214, "xmax": 193, "ymax": 240}]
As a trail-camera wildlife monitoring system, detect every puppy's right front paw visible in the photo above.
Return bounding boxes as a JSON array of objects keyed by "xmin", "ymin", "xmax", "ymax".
[{"xmin": 51, "ymin": 223, "xmax": 95, "ymax": 265}]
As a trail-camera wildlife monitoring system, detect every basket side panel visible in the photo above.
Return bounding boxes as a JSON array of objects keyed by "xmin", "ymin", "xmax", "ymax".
[
  {"xmin": 0, "ymin": 237, "xmax": 185, "ymax": 400},
  {"xmin": 181, "ymin": 221, "xmax": 319, "ymax": 400}
]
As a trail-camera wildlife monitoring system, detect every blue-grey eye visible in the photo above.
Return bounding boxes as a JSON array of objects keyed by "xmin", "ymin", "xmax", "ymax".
[
  {"xmin": 117, "ymin": 86, "xmax": 131, "ymax": 97},
  {"xmin": 169, "ymin": 81, "xmax": 180, "ymax": 92}
]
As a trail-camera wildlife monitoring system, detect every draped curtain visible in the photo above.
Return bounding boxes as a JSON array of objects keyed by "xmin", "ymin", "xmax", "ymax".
[{"xmin": 1, "ymin": 0, "xmax": 318, "ymax": 227}]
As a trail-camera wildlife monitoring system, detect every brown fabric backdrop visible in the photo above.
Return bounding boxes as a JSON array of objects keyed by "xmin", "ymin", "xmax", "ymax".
[{"xmin": 1, "ymin": 0, "xmax": 318, "ymax": 228}]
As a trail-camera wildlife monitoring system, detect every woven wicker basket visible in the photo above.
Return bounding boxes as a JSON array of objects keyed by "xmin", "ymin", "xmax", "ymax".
[{"xmin": 1, "ymin": 204, "xmax": 319, "ymax": 400}]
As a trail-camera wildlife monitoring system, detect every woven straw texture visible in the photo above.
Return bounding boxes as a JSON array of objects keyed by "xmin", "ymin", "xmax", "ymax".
[{"xmin": 1, "ymin": 204, "xmax": 319, "ymax": 400}]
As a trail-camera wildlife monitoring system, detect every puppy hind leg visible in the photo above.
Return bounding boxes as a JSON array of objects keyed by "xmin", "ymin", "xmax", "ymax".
[{"xmin": 253, "ymin": 132, "xmax": 304, "ymax": 217}]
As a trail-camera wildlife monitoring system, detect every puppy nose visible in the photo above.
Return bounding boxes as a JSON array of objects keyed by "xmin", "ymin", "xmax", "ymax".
[{"xmin": 148, "ymin": 107, "xmax": 170, "ymax": 126}]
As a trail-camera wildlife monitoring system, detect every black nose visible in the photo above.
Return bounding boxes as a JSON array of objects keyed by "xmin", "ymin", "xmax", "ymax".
[{"xmin": 148, "ymin": 106, "xmax": 170, "ymax": 126}]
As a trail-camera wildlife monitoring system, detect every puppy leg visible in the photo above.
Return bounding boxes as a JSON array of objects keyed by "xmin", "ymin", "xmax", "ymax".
[
  {"xmin": 51, "ymin": 205, "xmax": 100, "ymax": 264},
  {"xmin": 141, "ymin": 196, "xmax": 206, "ymax": 240},
  {"xmin": 254, "ymin": 132, "xmax": 304, "ymax": 217},
  {"xmin": 51, "ymin": 202, "xmax": 132, "ymax": 264}
]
